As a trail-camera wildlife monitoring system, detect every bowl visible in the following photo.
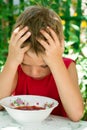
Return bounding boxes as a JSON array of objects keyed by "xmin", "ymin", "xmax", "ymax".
[{"xmin": 0, "ymin": 95, "xmax": 58, "ymax": 124}]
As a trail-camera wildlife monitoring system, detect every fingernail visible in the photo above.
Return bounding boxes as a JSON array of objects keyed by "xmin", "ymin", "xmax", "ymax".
[
  {"xmin": 47, "ymin": 26, "xmax": 50, "ymax": 29},
  {"xmin": 27, "ymin": 32, "xmax": 31, "ymax": 35},
  {"xmin": 14, "ymin": 27, "xmax": 19, "ymax": 33},
  {"xmin": 25, "ymin": 26, "xmax": 29, "ymax": 30}
]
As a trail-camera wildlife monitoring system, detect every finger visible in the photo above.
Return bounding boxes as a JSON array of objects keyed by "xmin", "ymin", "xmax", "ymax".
[
  {"xmin": 17, "ymin": 31, "xmax": 31, "ymax": 48},
  {"xmin": 36, "ymin": 38, "xmax": 49, "ymax": 49},
  {"xmin": 12, "ymin": 26, "xmax": 29, "ymax": 45},
  {"xmin": 47, "ymin": 27, "xmax": 60, "ymax": 45},
  {"xmin": 14, "ymin": 26, "xmax": 29, "ymax": 44},
  {"xmin": 22, "ymin": 45, "xmax": 30, "ymax": 53},
  {"xmin": 9, "ymin": 27, "xmax": 20, "ymax": 44},
  {"xmin": 40, "ymin": 30, "xmax": 54, "ymax": 45},
  {"xmin": 14, "ymin": 27, "xmax": 20, "ymax": 34}
]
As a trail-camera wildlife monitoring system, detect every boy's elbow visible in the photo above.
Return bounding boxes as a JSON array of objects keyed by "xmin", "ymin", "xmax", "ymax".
[{"xmin": 70, "ymin": 107, "xmax": 84, "ymax": 122}]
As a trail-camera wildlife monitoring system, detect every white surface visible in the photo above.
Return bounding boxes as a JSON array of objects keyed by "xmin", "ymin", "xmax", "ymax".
[
  {"xmin": 0, "ymin": 95, "xmax": 58, "ymax": 123},
  {"xmin": 0, "ymin": 111, "xmax": 87, "ymax": 130},
  {"xmin": 1, "ymin": 127, "xmax": 21, "ymax": 130}
]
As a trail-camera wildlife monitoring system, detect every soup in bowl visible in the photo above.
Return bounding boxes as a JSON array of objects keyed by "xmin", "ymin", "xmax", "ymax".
[{"xmin": 0, "ymin": 95, "xmax": 58, "ymax": 124}]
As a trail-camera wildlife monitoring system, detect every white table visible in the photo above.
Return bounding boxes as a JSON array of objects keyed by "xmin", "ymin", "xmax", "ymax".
[{"xmin": 0, "ymin": 110, "xmax": 87, "ymax": 130}]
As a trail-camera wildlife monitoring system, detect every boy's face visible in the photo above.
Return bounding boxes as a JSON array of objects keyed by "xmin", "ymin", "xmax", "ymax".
[{"xmin": 21, "ymin": 51, "xmax": 51, "ymax": 79}]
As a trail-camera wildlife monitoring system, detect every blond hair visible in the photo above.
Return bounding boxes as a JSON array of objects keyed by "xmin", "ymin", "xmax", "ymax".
[{"xmin": 13, "ymin": 5, "xmax": 64, "ymax": 54}]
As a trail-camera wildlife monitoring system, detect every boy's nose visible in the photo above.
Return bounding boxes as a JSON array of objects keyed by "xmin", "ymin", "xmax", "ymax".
[{"xmin": 31, "ymin": 68, "xmax": 40, "ymax": 78}]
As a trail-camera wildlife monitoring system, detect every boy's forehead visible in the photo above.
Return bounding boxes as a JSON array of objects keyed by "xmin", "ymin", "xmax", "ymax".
[
  {"xmin": 23, "ymin": 51, "xmax": 46, "ymax": 65},
  {"xmin": 26, "ymin": 51, "xmax": 42, "ymax": 59}
]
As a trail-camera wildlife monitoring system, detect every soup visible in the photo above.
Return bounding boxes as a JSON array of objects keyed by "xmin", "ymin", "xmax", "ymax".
[{"xmin": 14, "ymin": 105, "xmax": 45, "ymax": 110}]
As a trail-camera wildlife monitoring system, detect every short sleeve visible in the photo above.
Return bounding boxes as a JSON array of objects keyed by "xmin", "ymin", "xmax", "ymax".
[{"xmin": 63, "ymin": 57, "xmax": 75, "ymax": 68}]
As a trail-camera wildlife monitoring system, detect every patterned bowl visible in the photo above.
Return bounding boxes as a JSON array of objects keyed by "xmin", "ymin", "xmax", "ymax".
[{"xmin": 0, "ymin": 95, "xmax": 58, "ymax": 124}]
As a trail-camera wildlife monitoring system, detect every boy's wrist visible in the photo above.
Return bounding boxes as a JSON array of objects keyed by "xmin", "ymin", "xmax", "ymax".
[
  {"xmin": 5, "ymin": 58, "xmax": 19, "ymax": 70},
  {"xmin": 47, "ymin": 56, "xmax": 63, "ymax": 67},
  {"xmin": 48, "ymin": 57, "xmax": 64, "ymax": 71}
]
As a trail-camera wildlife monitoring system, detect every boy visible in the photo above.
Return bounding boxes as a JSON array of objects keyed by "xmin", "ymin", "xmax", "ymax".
[{"xmin": 0, "ymin": 5, "xmax": 84, "ymax": 121}]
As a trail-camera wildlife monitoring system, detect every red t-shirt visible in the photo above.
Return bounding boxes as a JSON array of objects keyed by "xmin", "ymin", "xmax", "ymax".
[{"xmin": 14, "ymin": 57, "xmax": 74, "ymax": 117}]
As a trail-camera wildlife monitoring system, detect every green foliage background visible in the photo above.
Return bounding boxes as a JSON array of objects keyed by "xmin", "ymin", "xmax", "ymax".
[{"xmin": 0, "ymin": 0, "xmax": 87, "ymax": 120}]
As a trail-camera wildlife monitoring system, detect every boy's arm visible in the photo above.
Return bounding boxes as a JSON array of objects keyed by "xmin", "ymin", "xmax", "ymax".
[
  {"xmin": 0, "ymin": 26, "xmax": 31, "ymax": 100},
  {"xmin": 49, "ymin": 58, "xmax": 84, "ymax": 121},
  {"xmin": 37, "ymin": 27, "xmax": 84, "ymax": 121},
  {"xmin": 0, "ymin": 59, "xmax": 18, "ymax": 99},
  {"xmin": 0, "ymin": 59, "xmax": 18, "ymax": 110}
]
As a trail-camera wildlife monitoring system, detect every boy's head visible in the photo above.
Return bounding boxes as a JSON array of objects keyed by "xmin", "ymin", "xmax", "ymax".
[{"xmin": 13, "ymin": 5, "xmax": 64, "ymax": 54}]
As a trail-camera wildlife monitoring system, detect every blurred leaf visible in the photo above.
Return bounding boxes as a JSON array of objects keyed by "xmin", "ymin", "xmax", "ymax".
[
  {"xmin": 69, "ymin": 31, "xmax": 79, "ymax": 42},
  {"xmin": 71, "ymin": 24, "xmax": 80, "ymax": 31}
]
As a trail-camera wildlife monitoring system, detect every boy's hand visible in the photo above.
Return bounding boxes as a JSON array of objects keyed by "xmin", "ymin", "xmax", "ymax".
[
  {"xmin": 37, "ymin": 27, "xmax": 64, "ymax": 67},
  {"xmin": 8, "ymin": 26, "xmax": 31, "ymax": 66},
  {"xmin": 0, "ymin": 27, "xmax": 31, "ymax": 97}
]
